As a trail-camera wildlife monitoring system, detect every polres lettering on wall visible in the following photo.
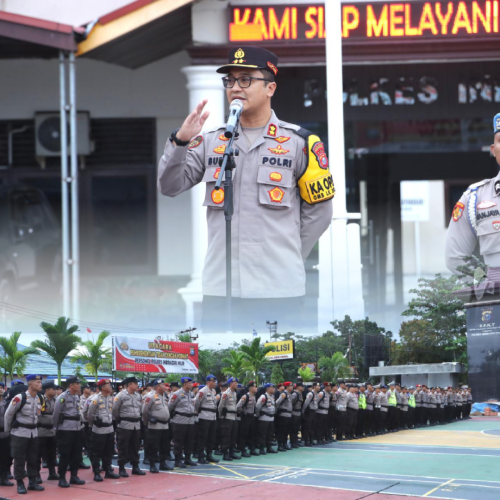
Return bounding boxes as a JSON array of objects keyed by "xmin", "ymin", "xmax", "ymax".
[{"xmin": 344, "ymin": 76, "xmax": 438, "ymax": 106}]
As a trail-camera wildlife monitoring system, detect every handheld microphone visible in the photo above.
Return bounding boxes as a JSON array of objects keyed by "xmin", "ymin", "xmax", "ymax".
[{"xmin": 224, "ymin": 99, "xmax": 244, "ymax": 139}]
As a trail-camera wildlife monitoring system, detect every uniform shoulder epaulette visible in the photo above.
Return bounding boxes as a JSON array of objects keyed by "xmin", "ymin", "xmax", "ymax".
[
  {"xmin": 464, "ymin": 178, "xmax": 490, "ymax": 195},
  {"xmin": 288, "ymin": 125, "xmax": 313, "ymax": 140},
  {"xmin": 278, "ymin": 121, "xmax": 302, "ymax": 133},
  {"xmin": 204, "ymin": 124, "xmax": 226, "ymax": 135}
]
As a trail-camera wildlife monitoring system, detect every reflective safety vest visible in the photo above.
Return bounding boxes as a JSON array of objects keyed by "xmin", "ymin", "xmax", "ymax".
[
  {"xmin": 359, "ymin": 393, "xmax": 366, "ymax": 410},
  {"xmin": 388, "ymin": 391, "xmax": 397, "ymax": 407},
  {"xmin": 408, "ymin": 395, "xmax": 416, "ymax": 408}
]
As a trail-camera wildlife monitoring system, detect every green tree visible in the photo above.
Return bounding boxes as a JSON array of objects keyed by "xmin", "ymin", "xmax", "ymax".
[
  {"xmin": 221, "ymin": 350, "xmax": 247, "ymax": 380},
  {"xmin": 297, "ymin": 366, "xmax": 315, "ymax": 382},
  {"xmin": 197, "ymin": 349, "xmax": 214, "ymax": 380},
  {"xmin": 72, "ymin": 331, "xmax": 112, "ymax": 383},
  {"xmin": 239, "ymin": 338, "xmax": 275, "ymax": 384},
  {"xmin": 32, "ymin": 317, "xmax": 82, "ymax": 385},
  {"xmin": 318, "ymin": 351, "xmax": 351, "ymax": 382},
  {"xmin": 177, "ymin": 333, "xmax": 193, "ymax": 342},
  {"xmin": 271, "ymin": 363, "xmax": 285, "ymax": 385},
  {"xmin": 401, "ymin": 274, "xmax": 467, "ymax": 363},
  {"xmin": 0, "ymin": 332, "xmax": 38, "ymax": 381}
]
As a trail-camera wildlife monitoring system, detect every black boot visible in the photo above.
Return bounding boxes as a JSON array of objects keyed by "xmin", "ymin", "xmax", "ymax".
[
  {"xmin": 150, "ymin": 462, "xmax": 159, "ymax": 474},
  {"xmin": 250, "ymin": 448, "xmax": 260, "ymax": 456},
  {"xmin": 104, "ymin": 468, "xmax": 120, "ymax": 479},
  {"xmin": 223, "ymin": 449, "xmax": 233, "ymax": 461},
  {"xmin": 207, "ymin": 453, "xmax": 220, "ymax": 463},
  {"xmin": 47, "ymin": 467, "xmax": 60, "ymax": 480},
  {"xmin": 131, "ymin": 465, "xmax": 146, "ymax": 475},
  {"xmin": 159, "ymin": 460, "xmax": 174, "ymax": 471},
  {"xmin": 28, "ymin": 478, "xmax": 44, "ymax": 491},
  {"xmin": 174, "ymin": 456, "xmax": 186, "ymax": 468},
  {"xmin": 70, "ymin": 475, "xmax": 85, "ymax": 485},
  {"xmin": 78, "ymin": 461, "xmax": 90, "ymax": 470},
  {"xmin": 241, "ymin": 449, "xmax": 251, "ymax": 458},
  {"xmin": 0, "ymin": 474, "xmax": 13, "ymax": 486},
  {"xmin": 278, "ymin": 444, "xmax": 287, "ymax": 452},
  {"xmin": 119, "ymin": 466, "xmax": 129, "ymax": 478},
  {"xmin": 230, "ymin": 449, "xmax": 241, "ymax": 460},
  {"xmin": 7, "ymin": 472, "xmax": 14, "ymax": 479},
  {"xmin": 260, "ymin": 448, "xmax": 267, "ymax": 455},
  {"xmin": 35, "ymin": 475, "xmax": 43, "ymax": 484},
  {"xmin": 143, "ymin": 458, "xmax": 150, "ymax": 465},
  {"xmin": 184, "ymin": 455, "xmax": 198, "ymax": 466},
  {"xmin": 267, "ymin": 446, "xmax": 278, "ymax": 453},
  {"xmin": 58, "ymin": 474, "xmax": 70, "ymax": 488},
  {"xmin": 93, "ymin": 469, "xmax": 103, "ymax": 482},
  {"xmin": 17, "ymin": 479, "xmax": 27, "ymax": 494},
  {"xmin": 197, "ymin": 456, "xmax": 208, "ymax": 465}
]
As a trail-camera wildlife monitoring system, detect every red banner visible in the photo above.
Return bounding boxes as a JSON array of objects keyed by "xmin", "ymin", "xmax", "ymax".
[{"xmin": 112, "ymin": 336, "xmax": 199, "ymax": 374}]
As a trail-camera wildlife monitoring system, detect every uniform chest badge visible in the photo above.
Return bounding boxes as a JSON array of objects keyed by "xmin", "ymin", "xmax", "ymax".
[
  {"xmin": 267, "ymin": 124, "xmax": 277, "ymax": 137},
  {"xmin": 188, "ymin": 136, "xmax": 203, "ymax": 149},
  {"xmin": 478, "ymin": 200, "xmax": 497, "ymax": 209},
  {"xmin": 269, "ymin": 172, "xmax": 282, "ymax": 182},
  {"xmin": 268, "ymin": 187, "xmax": 285, "ymax": 203},
  {"xmin": 211, "ymin": 188, "xmax": 224, "ymax": 205},
  {"xmin": 274, "ymin": 136, "xmax": 290, "ymax": 144},
  {"xmin": 312, "ymin": 141, "xmax": 329, "ymax": 169},
  {"xmin": 213, "ymin": 167, "xmax": 221, "ymax": 179},
  {"xmin": 452, "ymin": 202, "xmax": 465, "ymax": 222},
  {"xmin": 214, "ymin": 145, "xmax": 226, "ymax": 154},
  {"xmin": 218, "ymin": 134, "xmax": 229, "ymax": 142},
  {"xmin": 493, "ymin": 220, "xmax": 500, "ymax": 230},
  {"xmin": 268, "ymin": 145, "xmax": 289, "ymax": 155}
]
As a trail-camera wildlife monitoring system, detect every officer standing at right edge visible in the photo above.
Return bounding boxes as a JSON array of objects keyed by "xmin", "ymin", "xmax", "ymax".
[
  {"xmin": 446, "ymin": 113, "xmax": 500, "ymax": 281},
  {"xmin": 157, "ymin": 46, "xmax": 334, "ymax": 331}
]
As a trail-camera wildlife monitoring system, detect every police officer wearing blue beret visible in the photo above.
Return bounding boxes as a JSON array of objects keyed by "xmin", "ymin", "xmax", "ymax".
[{"xmin": 446, "ymin": 113, "xmax": 500, "ymax": 288}]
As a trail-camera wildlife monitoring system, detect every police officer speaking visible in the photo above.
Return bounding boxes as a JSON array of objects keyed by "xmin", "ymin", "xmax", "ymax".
[
  {"xmin": 446, "ymin": 113, "xmax": 500, "ymax": 286},
  {"xmin": 158, "ymin": 46, "xmax": 334, "ymax": 331}
]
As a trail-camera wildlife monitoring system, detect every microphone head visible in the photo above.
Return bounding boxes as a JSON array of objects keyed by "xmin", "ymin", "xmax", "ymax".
[{"xmin": 230, "ymin": 99, "xmax": 244, "ymax": 111}]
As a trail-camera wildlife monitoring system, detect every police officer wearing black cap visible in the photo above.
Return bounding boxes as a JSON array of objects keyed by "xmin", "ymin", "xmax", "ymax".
[
  {"xmin": 158, "ymin": 46, "xmax": 334, "ymax": 331},
  {"xmin": 53, "ymin": 375, "xmax": 86, "ymax": 488},
  {"xmin": 36, "ymin": 381, "xmax": 59, "ymax": 483}
]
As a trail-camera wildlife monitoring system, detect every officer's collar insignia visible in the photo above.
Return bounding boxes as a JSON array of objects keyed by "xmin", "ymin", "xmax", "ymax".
[
  {"xmin": 268, "ymin": 145, "xmax": 289, "ymax": 155},
  {"xmin": 267, "ymin": 124, "xmax": 277, "ymax": 137},
  {"xmin": 213, "ymin": 145, "xmax": 226, "ymax": 154},
  {"xmin": 268, "ymin": 187, "xmax": 285, "ymax": 203},
  {"xmin": 269, "ymin": 172, "xmax": 282, "ymax": 182},
  {"xmin": 274, "ymin": 136, "xmax": 290, "ymax": 144},
  {"xmin": 218, "ymin": 134, "xmax": 229, "ymax": 142}
]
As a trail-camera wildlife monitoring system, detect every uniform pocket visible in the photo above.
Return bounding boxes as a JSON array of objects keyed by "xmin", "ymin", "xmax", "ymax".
[
  {"xmin": 202, "ymin": 167, "xmax": 224, "ymax": 209},
  {"xmin": 478, "ymin": 219, "xmax": 500, "ymax": 254},
  {"xmin": 257, "ymin": 165, "xmax": 293, "ymax": 209}
]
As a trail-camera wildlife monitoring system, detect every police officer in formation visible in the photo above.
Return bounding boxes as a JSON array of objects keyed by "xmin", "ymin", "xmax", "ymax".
[{"xmin": 1, "ymin": 374, "xmax": 474, "ymax": 493}]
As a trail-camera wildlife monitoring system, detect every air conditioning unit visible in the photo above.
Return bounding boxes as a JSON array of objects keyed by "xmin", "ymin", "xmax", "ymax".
[{"xmin": 35, "ymin": 112, "xmax": 92, "ymax": 157}]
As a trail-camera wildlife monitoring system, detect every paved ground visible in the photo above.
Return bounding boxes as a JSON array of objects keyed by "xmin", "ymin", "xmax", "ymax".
[{"xmin": 1, "ymin": 416, "xmax": 499, "ymax": 500}]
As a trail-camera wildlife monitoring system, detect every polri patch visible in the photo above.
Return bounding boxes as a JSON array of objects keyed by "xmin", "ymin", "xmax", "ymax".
[
  {"xmin": 268, "ymin": 145, "xmax": 289, "ymax": 155},
  {"xmin": 188, "ymin": 135, "xmax": 203, "ymax": 149},
  {"xmin": 452, "ymin": 202, "xmax": 465, "ymax": 222}
]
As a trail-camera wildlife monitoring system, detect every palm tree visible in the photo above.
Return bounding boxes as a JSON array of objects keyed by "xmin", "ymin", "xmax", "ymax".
[
  {"xmin": 198, "ymin": 349, "xmax": 213, "ymax": 379},
  {"xmin": 32, "ymin": 317, "xmax": 82, "ymax": 385},
  {"xmin": 318, "ymin": 351, "xmax": 351, "ymax": 382},
  {"xmin": 297, "ymin": 366, "xmax": 315, "ymax": 382},
  {"xmin": 221, "ymin": 350, "xmax": 247, "ymax": 380},
  {"xmin": 0, "ymin": 332, "xmax": 38, "ymax": 381},
  {"xmin": 72, "ymin": 331, "xmax": 112, "ymax": 383},
  {"xmin": 177, "ymin": 333, "xmax": 192, "ymax": 342},
  {"xmin": 239, "ymin": 338, "xmax": 275, "ymax": 385}
]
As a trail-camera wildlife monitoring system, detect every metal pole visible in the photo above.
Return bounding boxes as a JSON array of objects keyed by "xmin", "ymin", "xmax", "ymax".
[
  {"xmin": 59, "ymin": 51, "xmax": 70, "ymax": 318},
  {"xmin": 69, "ymin": 52, "xmax": 80, "ymax": 322}
]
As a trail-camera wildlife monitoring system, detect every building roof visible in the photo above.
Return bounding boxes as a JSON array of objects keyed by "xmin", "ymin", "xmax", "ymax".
[
  {"xmin": 0, "ymin": 10, "xmax": 79, "ymax": 58},
  {"xmin": 76, "ymin": 0, "xmax": 193, "ymax": 68},
  {"xmin": 0, "ymin": 343, "xmax": 111, "ymax": 378},
  {"xmin": 369, "ymin": 363, "xmax": 465, "ymax": 377}
]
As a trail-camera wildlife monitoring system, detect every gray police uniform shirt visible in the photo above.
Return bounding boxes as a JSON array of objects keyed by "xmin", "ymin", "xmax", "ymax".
[
  {"xmin": 79, "ymin": 394, "xmax": 89, "ymax": 423},
  {"xmin": 275, "ymin": 391, "xmax": 292, "ymax": 418},
  {"xmin": 4, "ymin": 391, "xmax": 41, "ymax": 437},
  {"xmin": 400, "ymin": 393, "xmax": 408, "ymax": 412},
  {"xmin": 142, "ymin": 392, "xmax": 170, "ymax": 430},
  {"xmin": 0, "ymin": 398, "xmax": 8, "ymax": 439},
  {"xmin": 316, "ymin": 391, "xmax": 330, "ymax": 415},
  {"xmin": 373, "ymin": 392, "xmax": 381, "ymax": 410},
  {"xmin": 379, "ymin": 392, "xmax": 389, "ymax": 412},
  {"xmin": 53, "ymin": 390, "xmax": 82, "ymax": 432},
  {"xmin": 158, "ymin": 110, "xmax": 333, "ymax": 298},
  {"xmin": 236, "ymin": 392, "xmax": 256, "ymax": 416},
  {"xmin": 195, "ymin": 386, "xmax": 218, "ymax": 421},
  {"xmin": 38, "ymin": 396, "xmax": 56, "ymax": 437},
  {"xmin": 112, "ymin": 390, "xmax": 142, "ymax": 430},
  {"xmin": 336, "ymin": 388, "xmax": 348, "ymax": 412},
  {"xmin": 256, "ymin": 393, "xmax": 275, "ymax": 421},
  {"xmin": 218, "ymin": 388, "xmax": 237, "ymax": 421},
  {"xmin": 366, "ymin": 390, "xmax": 374, "ymax": 411},
  {"xmin": 446, "ymin": 171, "xmax": 500, "ymax": 272},
  {"xmin": 347, "ymin": 392, "xmax": 359, "ymax": 410},
  {"xmin": 291, "ymin": 391, "xmax": 303, "ymax": 417},
  {"xmin": 87, "ymin": 394, "xmax": 115, "ymax": 434},
  {"xmin": 168, "ymin": 388, "xmax": 195, "ymax": 425}
]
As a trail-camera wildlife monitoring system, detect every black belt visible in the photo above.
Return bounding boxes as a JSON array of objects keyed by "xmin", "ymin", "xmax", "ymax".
[
  {"xmin": 94, "ymin": 421, "xmax": 113, "ymax": 428},
  {"xmin": 151, "ymin": 419, "xmax": 169, "ymax": 425},
  {"xmin": 347, "ymin": 407, "xmax": 358, "ymax": 411},
  {"xmin": 278, "ymin": 409, "xmax": 292, "ymax": 414},
  {"xmin": 13, "ymin": 422, "xmax": 37, "ymax": 429},
  {"xmin": 121, "ymin": 417, "xmax": 141, "ymax": 422},
  {"xmin": 200, "ymin": 407, "xmax": 217, "ymax": 413},
  {"xmin": 37, "ymin": 423, "xmax": 54, "ymax": 429},
  {"xmin": 260, "ymin": 410, "xmax": 274, "ymax": 417},
  {"xmin": 62, "ymin": 415, "xmax": 81, "ymax": 421},
  {"xmin": 225, "ymin": 410, "xmax": 236, "ymax": 414},
  {"xmin": 175, "ymin": 412, "xmax": 194, "ymax": 418}
]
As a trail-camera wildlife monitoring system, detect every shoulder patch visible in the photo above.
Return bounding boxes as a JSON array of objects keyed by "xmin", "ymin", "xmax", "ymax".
[
  {"xmin": 93, "ymin": 400, "xmax": 97, "ymax": 405},
  {"xmin": 199, "ymin": 392, "xmax": 204, "ymax": 399},
  {"xmin": 145, "ymin": 397, "xmax": 150, "ymax": 404},
  {"xmin": 452, "ymin": 202, "xmax": 465, "ymax": 222},
  {"xmin": 223, "ymin": 394, "xmax": 227, "ymax": 400},
  {"xmin": 298, "ymin": 134, "xmax": 335, "ymax": 204},
  {"xmin": 60, "ymin": 398, "xmax": 65, "ymax": 404},
  {"xmin": 12, "ymin": 396, "xmax": 21, "ymax": 406},
  {"xmin": 188, "ymin": 135, "xmax": 203, "ymax": 149},
  {"xmin": 171, "ymin": 394, "xmax": 177, "ymax": 401},
  {"xmin": 114, "ymin": 396, "xmax": 119, "ymax": 401}
]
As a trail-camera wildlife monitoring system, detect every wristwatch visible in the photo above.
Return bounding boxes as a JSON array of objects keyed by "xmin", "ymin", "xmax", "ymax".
[{"xmin": 170, "ymin": 128, "xmax": 190, "ymax": 147}]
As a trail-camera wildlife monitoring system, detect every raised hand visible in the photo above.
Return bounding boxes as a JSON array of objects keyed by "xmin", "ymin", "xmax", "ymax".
[{"xmin": 176, "ymin": 99, "xmax": 210, "ymax": 142}]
